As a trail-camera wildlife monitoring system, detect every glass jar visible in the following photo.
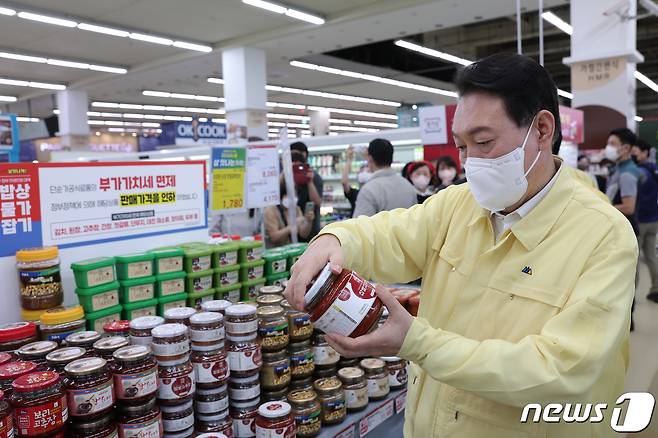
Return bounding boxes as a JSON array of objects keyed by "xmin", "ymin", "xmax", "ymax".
[
  {"xmin": 381, "ymin": 356, "xmax": 407, "ymax": 390},
  {"xmin": 112, "ymin": 345, "xmax": 159, "ymax": 404},
  {"xmin": 16, "ymin": 341, "xmax": 57, "ymax": 367},
  {"xmin": 226, "ymin": 333, "xmax": 261, "ymax": 377},
  {"xmin": 228, "ymin": 372, "xmax": 260, "ymax": 401},
  {"xmin": 157, "ymin": 356, "xmax": 195, "ymax": 405},
  {"xmin": 0, "ymin": 355, "xmax": 11, "ymax": 367},
  {"xmin": 0, "ymin": 362, "xmax": 38, "ymax": 398},
  {"xmin": 289, "ymin": 377, "xmax": 313, "ymax": 392},
  {"xmin": 200, "ymin": 299, "xmax": 232, "ymax": 315},
  {"xmin": 281, "ymin": 301, "xmax": 313, "ymax": 342},
  {"xmin": 0, "ymin": 322, "xmax": 38, "ymax": 353},
  {"xmin": 16, "ymin": 247, "xmax": 63, "ymax": 311},
  {"xmin": 338, "ymin": 367, "xmax": 368, "ymax": 412},
  {"xmin": 45, "ymin": 347, "xmax": 86, "ymax": 376},
  {"xmin": 257, "ymin": 306, "xmax": 289, "ymax": 352},
  {"xmin": 128, "ymin": 316, "xmax": 164, "ymax": 347},
  {"xmin": 313, "ymin": 364, "xmax": 337, "ymax": 380},
  {"xmin": 261, "ymin": 387, "xmax": 288, "ymax": 402},
  {"xmin": 195, "ymin": 409, "xmax": 233, "ymax": 436},
  {"xmin": 161, "ymin": 399, "xmax": 194, "ymax": 434},
  {"xmin": 195, "ymin": 384, "xmax": 228, "ymax": 415},
  {"xmin": 310, "ymin": 332, "xmax": 339, "ymax": 366},
  {"xmin": 0, "ymin": 390, "xmax": 12, "ymax": 438},
  {"xmin": 336, "ymin": 357, "xmax": 359, "ymax": 369},
  {"xmin": 39, "ymin": 306, "xmax": 86, "ymax": 344},
  {"xmin": 260, "ymin": 350, "xmax": 291, "ymax": 391},
  {"xmin": 191, "ymin": 346, "xmax": 229, "ymax": 389},
  {"xmin": 289, "ymin": 340, "xmax": 314, "ymax": 380},
  {"xmin": 10, "ymin": 371, "xmax": 68, "ymax": 437},
  {"xmin": 258, "ymin": 285, "xmax": 284, "ymax": 296},
  {"xmin": 102, "ymin": 320, "xmax": 130, "ymax": 338},
  {"xmin": 360, "ymin": 358, "xmax": 389, "ymax": 401},
  {"xmin": 70, "ymin": 414, "xmax": 118, "ymax": 438},
  {"xmin": 190, "ymin": 312, "xmax": 225, "ymax": 348},
  {"xmin": 230, "ymin": 397, "xmax": 259, "ymax": 438},
  {"xmin": 63, "ymin": 357, "xmax": 115, "ymax": 420},
  {"xmin": 225, "ymin": 304, "xmax": 258, "ymax": 335},
  {"xmin": 163, "ymin": 307, "xmax": 197, "ymax": 326},
  {"xmin": 65, "ymin": 331, "xmax": 101, "ymax": 350},
  {"xmin": 255, "ymin": 401, "xmax": 295, "ymax": 438},
  {"xmin": 117, "ymin": 397, "xmax": 163, "ymax": 438},
  {"xmin": 304, "ymin": 264, "xmax": 383, "ymax": 338},
  {"xmin": 256, "ymin": 294, "xmax": 283, "ymax": 308},
  {"xmin": 93, "ymin": 336, "xmax": 129, "ymax": 364},
  {"xmin": 313, "ymin": 377, "xmax": 346, "ymax": 425},
  {"xmin": 287, "ymin": 389, "xmax": 321, "ymax": 438},
  {"xmin": 151, "ymin": 323, "xmax": 190, "ymax": 364}
]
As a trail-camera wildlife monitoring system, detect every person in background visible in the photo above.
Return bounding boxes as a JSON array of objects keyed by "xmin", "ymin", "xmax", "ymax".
[
  {"xmin": 576, "ymin": 154, "xmax": 599, "ymax": 187},
  {"xmin": 264, "ymin": 180, "xmax": 313, "ymax": 247},
  {"xmin": 353, "ymin": 138, "xmax": 417, "ymax": 217},
  {"xmin": 290, "ymin": 142, "xmax": 323, "ymax": 241},
  {"xmin": 404, "ymin": 161, "xmax": 436, "ymax": 203},
  {"xmin": 341, "ymin": 146, "xmax": 370, "ymax": 217},
  {"xmin": 632, "ymin": 139, "xmax": 658, "ymax": 302},
  {"xmin": 435, "ymin": 156, "xmax": 463, "ymax": 191}
]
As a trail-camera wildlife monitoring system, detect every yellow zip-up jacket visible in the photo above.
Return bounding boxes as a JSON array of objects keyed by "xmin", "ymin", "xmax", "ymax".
[{"xmin": 320, "ymin": 165, "xmax": 637, "ymax": 438}]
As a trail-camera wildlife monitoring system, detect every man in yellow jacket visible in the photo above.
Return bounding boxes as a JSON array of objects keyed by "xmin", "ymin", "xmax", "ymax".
[{"xmin": 285, "ymin": 53, "xmax": 638, "ymax": 437}]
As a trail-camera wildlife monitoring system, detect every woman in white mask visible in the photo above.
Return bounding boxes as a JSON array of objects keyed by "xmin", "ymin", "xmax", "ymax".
[
  {"xmin": 404, "ymin": 161, "xmax": 436, "ymax": 203},
  {"xmin": 264, "ymin": 181, "xmax": 314, "ymax": 247},
  {"xmin": 435, "ymin": 156, "xmax": 464, "ymax": 192}
]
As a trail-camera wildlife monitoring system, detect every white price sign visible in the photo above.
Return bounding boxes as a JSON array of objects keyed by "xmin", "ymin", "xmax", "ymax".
[
  {"xmin": 419, "ymin": 105, "xmax": 448, "ymax": 146},
  {"xmin": 359, "ymin": 399, "xmax": 395, "ymax": 436},
  {"xmin": 246, "ymin": 144, "xmax": 280, "ymax": 208},
  {"xmin": 395, "ymin": 390, "xmax": 407, "ymax": 414}
]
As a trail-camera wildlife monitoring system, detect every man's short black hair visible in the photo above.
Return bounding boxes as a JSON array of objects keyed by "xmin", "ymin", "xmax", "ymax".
[
  {"xmin": 368, "ymin": 138, "xmax": 394, "ymax": 166},
  {"xmin": 291, "ymin": 151, "xmax": 306, "ymax": 163},
  {"xmin": 455, "ymin": 53, "xmax": 562, "ymax": 154},
  {"xmin": 290, "ymin": 142, "xmax": 308, "ymax": 155},
  {"xmin": 635, "ymin": 138, "xmax": 651, "ymax": 152},
  {"xmin": 609, "ymin": 128, "xmax": 637, "ymax": 146}
]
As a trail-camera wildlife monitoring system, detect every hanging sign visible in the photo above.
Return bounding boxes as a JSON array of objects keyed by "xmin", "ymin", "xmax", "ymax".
[
  {"xmin": 210, "ymin": 146, "xmax": 247, "ymax": 211},
  {"xmin": 419, "ymin": 105, "xmax": 448, "ymax": 146},
  {"xmin": 246, "ymin": 144, "xmax": 280, "ymax": 208}
]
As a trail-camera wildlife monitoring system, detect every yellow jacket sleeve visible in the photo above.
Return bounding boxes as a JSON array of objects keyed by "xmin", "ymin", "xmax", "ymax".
[{"xmin": 398, "ymin": 228, "xmax": 637, "ymax": 407}]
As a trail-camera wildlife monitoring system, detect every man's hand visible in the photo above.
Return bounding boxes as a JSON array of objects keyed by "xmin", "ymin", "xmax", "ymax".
[
  {"xmin": 346, "ymin": 146, "xmax": 354, "ymax": 161},
  {"xmin": 304, "ymin": 209, "xmax": 315, "ymax": 222},
  {"xmin": 324, "ymin": 286, "xmax": 413, "ymax": 358},
  {"xmin": 284, "ymin": 234, "xmax": 343, "ymax": 311},
  {"xmin": 306, "ymin": 169, "xmax": 314, "ymax": 185}
]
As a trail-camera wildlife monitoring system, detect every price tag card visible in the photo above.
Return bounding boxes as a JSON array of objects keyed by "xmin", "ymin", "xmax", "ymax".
[
  {"xmin": 246, "ymin": 144, "xmax": 280, "ymax": 208},
  {"xmin": 359, "ymin": 399, "xmax": 395, "ymax": 436},
  {"xmin": 333, "ymin": 423, "xmax": 355, "ymax": 438},
  {"xmin": 395, "ymin": 390, "xmax": 407, "ymax": 414},
  {"xmin": 210, "ymin": 146, "xmax": 246, "ymax": 212}
]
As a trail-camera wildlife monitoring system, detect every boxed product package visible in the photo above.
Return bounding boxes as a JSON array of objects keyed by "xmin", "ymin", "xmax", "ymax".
[
  {"xmin": 85, "ymin": 305, "xmax": 123, "ymax": 332},
  {"xmin": 156, "ymin": 271, "xmax": 186, "ymax": 297},
  {"xmin": 186, "ymin": 269, "xmax": 214, "ymax": 293},
  {"xmin": 214, "ymin": 264, "xmax": 240, "ymax": 287},
  {"xmin": 216, "ymin": 283, "xmax": 241, "ymax": 303},
  {"xmin": 157, "ymin": 293, "xmax": 188, "ymax": 315},
  {"xmin": 71, "ymin": 257, "xmax": 116, "ymax": 288},
  {"xmin": 122, "ymin": 298, "xmax": 158, "ymax": 319},
  {"xmin": 119, "ymin": 276, "xmax": 156, "ymax": 304},
  {"xmin": 115, "ymin": 253, "xmax": 154, "ymax": 280},
  {"xmin": 150, "ymin": 247, "xmax": 184, "ymax": 274},
  {"xmin": 239, "ymin": 259, "xmax": 265, "ymax": 283},
  {"xmin": 75, "ymin": 281, "xmax": 120, "ymax": 313}
]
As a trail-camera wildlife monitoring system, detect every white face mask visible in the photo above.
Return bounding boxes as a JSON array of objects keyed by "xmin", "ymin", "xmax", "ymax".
[
  {"xmin": 464, "ymin": 117, "xmax": 540, "ymax": 212},
  {"xmin": 357, "ymin": 171, "xmax": 372, "ymax": 185},
  {"xmin": 604, "ymin": 144, "xmax": 619, "ymax": 162},
  {"xmin": 412, "ymin": 174, "xmax": 430, "ymax": 191},
  {"xmin": 438, "ymin": 168, "xmax": 457, "ymax": 182}
]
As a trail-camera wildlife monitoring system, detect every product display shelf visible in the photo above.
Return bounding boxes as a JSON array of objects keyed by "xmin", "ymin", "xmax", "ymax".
[{"xmin": 317, "ymin": 389, "xmax": 407, "ymax": 438}]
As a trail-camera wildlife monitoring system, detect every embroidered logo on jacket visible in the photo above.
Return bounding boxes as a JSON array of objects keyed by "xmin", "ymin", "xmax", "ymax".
[{"xmin": 521, "ymin": 266, "xmax": 533, "ymax": 275}]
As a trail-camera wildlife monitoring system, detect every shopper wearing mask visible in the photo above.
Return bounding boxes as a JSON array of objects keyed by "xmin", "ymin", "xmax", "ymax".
[
  {"xmin": 290, "ymin": 142, "xmax": 324, "ymax": 241},
  {"xmin": 285, "ymin": 53, "xmax": 636, "ymax": 438},
  {"xmin": 435, "ymin": 156, "xmax": 463, "ymax": 192},
  {"xmin": 405, "ymin": 161, "xmax": 435, "ymax": 203},
  {"xmin": 264, "ymin": 181, "xmax": 313, "ymax": 247},
  {"xmin": 352, "ymin": 138, "xmax": 417, "ymax": 217},
  {"xmin": 342, "ymin": 145, "xmax": 370, "ymax": 217}
]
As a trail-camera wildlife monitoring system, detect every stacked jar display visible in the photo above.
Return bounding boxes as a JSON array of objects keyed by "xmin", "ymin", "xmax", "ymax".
[
  {"xmin": 150, "ymin": 247, "xmax": 187, "ymax": 316},
  {"xmin": 225, "ymin": 304, "xmax": 261, "ymax": 438},
  {"xmin": 237, "ymin": 238, "xmax": 265, "ymax": 302},
  {"xmin": 16, "ymin": 247, "xmax": 64, "ymax": 323}
]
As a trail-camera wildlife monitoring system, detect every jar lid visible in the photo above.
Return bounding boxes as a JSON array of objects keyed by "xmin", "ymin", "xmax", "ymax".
[
  {"xmin": 303, "ymin": 262, "xmax": 333, "ymax": 306},
  {"xmin": 160, "ymin": 399, "xmax": 193, "ymax": 413},
  {"xmin": 225, "ymin": 303, "xmax": 257, "ymax": 317},
  {"xmin": 164, "ymin": 307, "xmax": 197, "ymax": 320},
  {"xmin": 201, "ymin": 300, "xmax": 233, "ymax": 313},
  {"xmin": 196, "ymin": 434, "xmax": 229, "ymax": 438},
  {"xmin": 151, "ymin": 323, "xmax": 188, "ymax": 339},
  {"xmin": 360, "ymin": 358, "xmax": 385, "ymax": 371},
  {"xmin": 71, "ymin": 414, "xmax": 114, "ymax": 433},
  {"xmin": 280, "ymin": 299, "xmax": 290, "ymax": 310},
  {"xmin": 258, "ymin": 401, "xmax": 291, "ymax": 418},
  {"xmin": 380, "ymin": 356, "xmax": 401, "ymax": 362},
  {"xmin": 0, "ymin": 361, "xmax": 37, "ymax": 379},
  {"xmin": 120, "ymin": 397, "xmax": 157, "ymax": 416},
  {"xmin": 93, "ymin": 336, "xmax": 129, "ymax": 352},
  {"xmin": 113, "ymin": 345, "xmax": 152, "ymax": 362},
  {"xmin": 129, "ymin": 315, "xmax": 165, "ymax": 330},
  {"xmin": 259, "ymin": 285, "xmax": 284, "ymax": 295},
  {"xmin": 64, "ymin": 357, "xmax": 107, "ymax": 376},
  {"xmin": 287, "ymin": 389, "xmax": 317, "ymax": 404},
  {"xmin": 338, "ymin": 366, "xmax": 365, "ymax": 383},
  {"xmin": 40, "ymin": 305, "xmax": 84, "ymax": 325},
  {"xmin": 20, "ymin": 308, "xmax": 45, "ymax": 322},
  {"xmin": 13, "ymin": 371, "xmax": 60, "ymax": 392},
  {"xmin": 66, "ymin": 330, "xmax": 101, "ymax": 345},
  {"xmin": 226, "ymin": 332, "xmax": 257, "ymax": 342},
  {"xmin": 190, "ymin": 312, "xmax": 224, "ymax": 325},
  {"xmin": 103, "ymin": 320, "xmax": 130, "ymax": 333},
  {"xmin": 18, "ymin": 340, "xmax": 58, "ymax": 357},
  {"xmin": 191, "ymin": 342, "xmax": 225, "ymax": 352},
  {"xmin": 46, "ymin": 347, "xmax": 86, "ymax": 364},
  {"xmin": 196, "ymin": 384, "xmax": 227, "ymax": 396},
  {"xmin": 230, "ymin": 397, "xmax": 260, "ymax": 409},
  {"xmin": 0, "ymin": 321, "xmax": 36, "ymax": 342},
  {"xmin": 256, "ymin": 305, "xmax": 284, "ymax": 319},
  {"xmin": 256, "ymin": 295, "xmax": 283, "ymax": 306},
  {"xmin": 313, "ymin": 376, "xmax": 342, "ymax": 393},
  {"xmin": 16, "ymin": 246, "xmax": 58, "ymax": 262},
  {"xmin": 229, "ymin": 373, "xmax": 259, "ymax": 384}
]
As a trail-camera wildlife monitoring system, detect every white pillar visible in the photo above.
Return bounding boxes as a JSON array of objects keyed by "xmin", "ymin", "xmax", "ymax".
[
  {"xmin": 221, "ymin": 47, "xmax": 268, "ymax": 141},
  {"xmin": 563, "ymin": 0, "xmax": 643, "ymax": 129},
  {"xmin": 56, "ymin": 90, "xmax": 89, "ymax": 148}
]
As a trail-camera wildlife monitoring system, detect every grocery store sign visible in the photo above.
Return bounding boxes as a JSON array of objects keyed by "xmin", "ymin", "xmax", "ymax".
[
  {"xmin": 159, "ymin": 120, "xmax": 227, "ymax": 146},
  {"xmin": 210, "ymin": 146, "xmax": 247, "ymax": 212},
  {"xmin": 0, "ymin": 161, "xmax": 207, "ymax": 257}
]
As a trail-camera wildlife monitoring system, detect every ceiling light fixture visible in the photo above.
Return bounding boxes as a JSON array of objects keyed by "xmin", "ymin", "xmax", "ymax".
[
  {"xmin": 0, "ymin": 51, "xmax": 126, "ymax": 74},
  {"xmin": 0, "ymin": 6, "xmax": 15, "ymax": 16},
  {"xmin": 241, "ymin": 0, "xmax": 324, "ymax": 25},
  {"xmin": 0, "ymin": 77, "xmax": 65, "ymax": 90},
  {"xmin": 172, "ymin": 41, "xmax": 212, "ymax": 52},
  {"xmin": 17, "ymin": 11, "xmax": 77, "ymax": 27},
  {"xmin": 635, "ymin": 71, "xmax": 658, "ymax": 93},
  {"xmin": 16, "ymin": 117, "xmax": 39, "ymax": 122},
  {"xmin": 77, "ymin": 22, "xmax": 129, "ymax": 37},
  {"xmin": 0, "ymin": 95, "xmax": 16, "ymax": 102},
  {"xmin": 330, "ymin": 125, "xmax": 378, "ymax": 132},
  {"xmin": 353, "ymin": 120, "xmax": 398, "ymax": 128},
  {"xmin": 394, "ymin": 40, "xmax": 472, "ymax": 66},
  {"xmin": 307, "ymin": 105, "xmax": 397, "ymax": 120},
  {"xmin": 541, "ymin": 11, "xmax": 573, "ymax": 35},
  {"xmin": 143, "ymin": 90, "xmax": 224, "ymax": 102},
  {"xmin": 207, "ymin": 77, "xmax": 225, "ymax": 84},
  {"xmin": 92, "ymin": 101, "xmax": 225, "ymax": 115},
  {"xmin": 129, "ymin": 33, "xmax": 173, "ymax": 46}
]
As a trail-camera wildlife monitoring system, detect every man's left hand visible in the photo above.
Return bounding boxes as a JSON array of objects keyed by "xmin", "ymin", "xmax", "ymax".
[{"xmin": 325, "ymin": 286, "xmax": 413, "ymax": 358}]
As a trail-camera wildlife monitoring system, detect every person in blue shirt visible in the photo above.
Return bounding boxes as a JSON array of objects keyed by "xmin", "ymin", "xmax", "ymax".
[{"xmin": 632, "ymin": 138, "xmax": 658, "ymax": 302}]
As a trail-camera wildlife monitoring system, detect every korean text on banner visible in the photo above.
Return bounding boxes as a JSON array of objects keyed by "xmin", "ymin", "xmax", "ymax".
[
  {"xmin": 247, "ymin": 145, "xmax": 280, "ymax": 209},
  {"xmin": 211, "ymin": 146, "xmax": 247, "ymax": 211},
  {"xmin": 0, "ymin": 163, "xmax": 41, "ymax": 256},
  {"xmin": 419, "ymin": 105, "xmax": 448, "ymax": 146}
]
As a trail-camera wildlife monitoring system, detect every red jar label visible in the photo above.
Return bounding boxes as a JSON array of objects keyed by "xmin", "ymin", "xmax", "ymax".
[
  {"xmin": 234, "ymin": 416, "xmax": 256, "ymax": 438},
  {"xmin": 119, "ymin": 412, "xmax": 163, "ymax": 438},
  {"xmin": 15, "ymin": 394, "xmax": 68, "ymax": 436},
  {"xmin": 228, "ymin": 347, "xmax": 262, "ymax": 372},
  {"xmin": 158, "ymin": 373, "xmax": 195, "ymax": 400},
  {"xmin": 0, "ymin": 414, "xmax": 13, "ymax": 438},
  {"xmin": 114, "ymin": 368, "xmax": 158, "ymax": 400},
  {"xmin": 193, "ymin": 357, "xmax": 229, "ymax": 384},
  {"xmin": 67, "ymin": 380, "xmax": 115, "ymax": 417},
  {"xmin": 255, "ymin": 421, "xmax": 295, "ymax": 438}
]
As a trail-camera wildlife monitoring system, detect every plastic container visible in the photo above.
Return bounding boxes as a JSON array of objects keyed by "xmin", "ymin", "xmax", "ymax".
[
  {"xmin": 238, "ymin": 239, "xmax": 264, "ymax": 263},
  {"xmin": 10, "ymin": 371, "xmax": 68, "ymax": 437},
  {"xmin": 150, "ymin": 247, "xmax": 184, "ymax": 274},
  {"xmin": 85, "ymin": 305, "xmax": 122, "ymax": 333},
  {"xmin": 63, "ymin": 357, "xmax": 115, "ymax": 420},
  {"xmin": 122, "ymin": 298, "xmax": 158, "ymax": 320},
  {"xmin": 212, "ymin": 242, "xmax": 240, "ymax": 268},
  {"xmin": 75, "ymin": 281, "xmax": 120, "ymax": 314},
  {"xmin": 128, "ymin": 316, "xmax": 164, "ymax": 347},
  {"xmin": 239, "ymin": 259, "xmax": 265, "ymax": 283},
  {"xmin": 266, "ymin": 272, "xmax": 290, "ymax": 287},
  {"xmin": 215, "ymin": 283, "xmax": 241, "ymax": 304},
  {"xmin": 241, "ymin": 278, "xmax": 267, "ymax": 302},
  {"xmin": 119, "ymin": 276, "xmax": 155, "ymax": 304},
  {"xmin": 158, "ymin": 293, "xmax": 188, "ymax": 315},
  {"xmin": 20, "ymin": 309, "xmax": 45, "ymax": 324},
  {"xmin": 262, "ymin": 250, "xmax": 288, "ymax": 276},
  {"xmin": 0, "ymin": 322, "xmax": 38, "ymax": 352},
  {"xmin": 156, "ymin": 271, "xmax": 187, "ymax": 297},
  {"xmin": 70, "ymin": 257, "xmax": 116, "ymax": 289},
  {"xmin": 115, "ymin": 253, "xmax": 154, "ymax": 280},
  {"xmin": 285, "ymin": 245, "xmax": 306, "ymax": 269},
  {"xmin": 214, "ymin": 264, "xmax": 240, "ymax": 287},
  {"xmin": 183, "ymin": 247, "xmax": 213, "ymax": 273},
  {"xmin": 305, "ymin": 263, "xmax": 383, "ymax": 338},
  {"xmin": 16, "ymin": 247, "xmax": 63, "ymax": 311},
  {"xmin": 39, "ymin": 306, "xmax": 86, "ymax": 343},
  {"xmin": 188, "ymin": 289, "xmax": 215, "ymax": 308},
  {"xmin": 255, "ymin": 401, "xmax": 295, "ymax": 437},
  {"xmin": 186, "ymin": 269, "xmax": 214, "ymax": 294}
]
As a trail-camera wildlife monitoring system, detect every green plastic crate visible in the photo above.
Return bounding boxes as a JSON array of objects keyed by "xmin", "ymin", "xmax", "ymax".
[
  {"xmin": 150, "ymin": 247, "xmax": 184, "ymax": 274},
  {"xmin": 284, "ymin": 245, "xmax": 306, "ymax": 270},
  {"xmin": 86, "ymin": 305, "xmax": 122, "ymax": 332},
  {"xmin": 119, "ymin": 276, "xmax": 156, "ymax": 304},
  {"xmin": 241, "ymin": 277, "xmax": 267, "ymax": 302},
  {"xmin": 183, "ymin": 246, "xmax": 213, "ymax": 273},
  {"xmin": 266, "ymin": 272, "xmax": 290, "ymax": 287},
  {"xmin": 122, "ymin": 298, "xmax": 158, "ymax": 320},
  {"xmin": 71, "ymin": 257, "xmax": 116, "ymax": 289},
  {"xmin": 156, "ymin": 271, "xmax": 186, "ymax": 297},
  {"xmin": 75, "ymin": 281, "xmax": 120, "ymax": 314},
  {"xmin": 212, "ymin": 242, "xmax": 240, "ymax": 268},
  {"xmin": 216, "ymin": 283, "xmax": 241, "ymax": 304},
  {"xmin": 214, "ymin": 264, "xmax": 240, "ymax": 288},
  {"xmin": 186, "ymin": 269, "xmax": 214, "ymax": 294},
  {"xmin": 157, "ymin": 293, "xmax": 188, "ymax": 316},
  {"xmin": 115, "ymin": 253, "xmax": 154, "ymax": 280},
  {"xmin": 188, "ymin": 289, "xmax": 215, "ymax": 308},
  {"xmin": 238, "ymin": 240, "xmax": 264, "ymax": 263},
  {"xmin": 239, "ymin": 259, "xmax": 265, "ymax": 283},
  {"xmin": 262, "ymin": 250, "xmax": 288, "ymax": 276}
]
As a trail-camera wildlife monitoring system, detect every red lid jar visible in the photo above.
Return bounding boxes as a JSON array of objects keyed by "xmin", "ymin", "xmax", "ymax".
[
  {"xmin": 10, "ymin": 371, "xmax": 68, "ymax": 437},
  {"xmin": 63, "ymin": 357, "xmax": 115, "ymax": 419},
  {"xmin": 0, "ymin": 362, "xmax": 38, "ymax": 397},
  {"xmin": 102, "ymin": 320, "xmax": 130, "ymax": 337},
  {"xmin": 304, "ymin": 263, "xmax": 383, "ymax": 338},
  {"xmin": 255, "ymin": 401, "xmax": 296, "ymax": 438},
  {"xmin": 0, "ymin": 322, "xmax": 37, "ymax": 353},
  {"xmin": 0, "ymin": 390, "xmax": 12, "ymax": 438}
]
